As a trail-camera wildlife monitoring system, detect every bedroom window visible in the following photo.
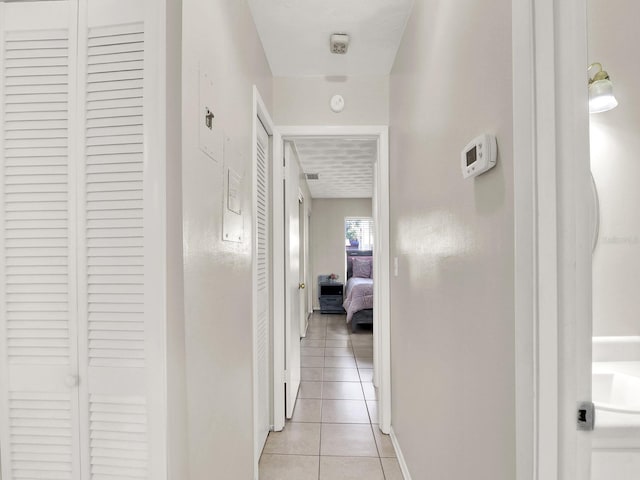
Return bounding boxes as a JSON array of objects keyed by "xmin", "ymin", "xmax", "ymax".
[{"xmin": 345, "ymin": 217, "xmax": 374, "ymax": 251}]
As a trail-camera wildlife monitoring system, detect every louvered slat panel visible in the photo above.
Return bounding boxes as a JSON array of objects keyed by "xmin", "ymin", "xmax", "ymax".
[
  {"xmin": 85, "ymin": 22, "xmax": 145, "ymax": 370},
  {"xmin": 256, "ymin": 142, "xmax": 268, "ymax": 293},
  {"xmin": 255, "ymin": 122, "xmax": 270, "ymax": 454},
  {"xmin": 3, "ymin": 28, "xmax": 71, "ymax": 366},
  {"xmin": 8, "ymin": 393, "xmax": 73, "ymax": 480},
  {"xmin": 89, "ymin": 395, "xmax": 147, "ymax": 480}
]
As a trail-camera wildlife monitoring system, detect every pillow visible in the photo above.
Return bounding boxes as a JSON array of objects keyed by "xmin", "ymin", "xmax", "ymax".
[
  {"xmin": 347, "ymin": 257, "xmax": 354, "ymax": 279},
  {"xmin": 352, "ymin": 257, "xmax": 372, "ymax": 278}
]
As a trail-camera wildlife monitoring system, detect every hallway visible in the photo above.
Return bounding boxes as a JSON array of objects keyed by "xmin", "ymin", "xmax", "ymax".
[{"xmin": 259, "ymin": 313, "xmax": 402, "ymax": 479}]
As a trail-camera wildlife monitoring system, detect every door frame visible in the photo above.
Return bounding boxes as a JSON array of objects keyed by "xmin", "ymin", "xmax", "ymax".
[
  {"xmin": 282, "ymin": 141, "xmax": 303, "ymax": 420},
  {"xmin": 512, "ymin": 0, "xmax": 592, "ymax": 479},
  {"xmin": 251, "ymin": 86, "xmax": 277, "ymax": 474},
  {"xmin": 306, "ymin": 208, "xmax": 313, "ymax": 319},
  {"xmin": 298, "ymin": 189, "xmax": 308, "ymax": 337},
  {"xmin": 274, "ymin": 125, "xmax": 391, "ymax": 433}
]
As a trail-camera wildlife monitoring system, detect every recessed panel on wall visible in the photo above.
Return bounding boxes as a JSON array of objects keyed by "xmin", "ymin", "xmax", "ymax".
[
  {"xmin": 199, "ymin": 68, "xmax": 223, "ymax": 162},
  {"xmin": 223, "ymin": 165, "xmax": 244, "ymax": 243}
]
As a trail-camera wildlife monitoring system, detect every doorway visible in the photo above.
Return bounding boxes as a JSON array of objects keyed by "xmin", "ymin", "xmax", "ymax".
[
  {"xmin": 272, "ymin": 125, "xmax": 391, "ymax": 434},
  {"xmin": 587, "ymin": 1, "xmax": 640, "ymax": 479},
  {"xmin": 512, "ymin": 1, "xmax": 634, "ymax": 479}
]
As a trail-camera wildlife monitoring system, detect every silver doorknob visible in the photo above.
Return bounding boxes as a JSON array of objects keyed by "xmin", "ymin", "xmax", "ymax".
[{"xmin": 299, "ymin": 283, "xmax": 306, "ymax": 289}]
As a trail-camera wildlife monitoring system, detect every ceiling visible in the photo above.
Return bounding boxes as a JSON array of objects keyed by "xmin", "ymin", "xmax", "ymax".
[
  {"xmin": 248, "ymin": 0, "xmax": 414, "ymax": 76},
  {"xmin": 293, "ymin": 137, "xmax": 376, "ymax": 198},
  {"xmin": 248, "ymin": 1, "xmax": 402, "ymax": 197}
]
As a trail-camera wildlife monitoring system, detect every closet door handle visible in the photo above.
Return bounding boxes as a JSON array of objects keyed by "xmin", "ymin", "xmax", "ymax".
[{"xmin": 65, "ymin": 375, "xmax": 79, "ymax": 388}]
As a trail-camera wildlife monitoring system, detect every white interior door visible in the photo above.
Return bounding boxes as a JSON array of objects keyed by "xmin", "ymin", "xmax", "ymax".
[
  {"xmin": 0, "ymin": 2, "xmax": 82, "ymax": 478},
  {"xmin": 298, "ymin": 194, "xmax": 307, "ymax": 336},
  {"xmin": 77, "ymin": 1, "xmax": 162, "ymax": 477},
  {"xmin": 306, "ymin": 211, "xmax": 312, "ymax": 317},
  {"xmin": 254, "ymin": 119, "xmax": 270, "ymax": 459},
  {"xmin": 284, "ymin": 142, "xmax": 301, "ymax": 419},
  {"xmin": 1, "ymin": 1, "xmax": 163, "ymax": 478}
]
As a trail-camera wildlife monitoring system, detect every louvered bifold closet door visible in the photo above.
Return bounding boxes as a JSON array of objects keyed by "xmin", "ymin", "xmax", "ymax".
[
  {"xmin": 0, "ymin": 2, "xmax": 82, "ymax": 480},
  {"xmin": 76, "ymin": 1, "xmax": 155, "ymax": 479},
  {"xmin": 254, "ymin": 120, "xmax": 270, "ymax": 458}
]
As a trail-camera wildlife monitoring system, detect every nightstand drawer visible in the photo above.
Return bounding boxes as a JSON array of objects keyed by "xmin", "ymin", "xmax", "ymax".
[
  {"xmin": 319, "ymin": 296, "xmax": 343, "ymax": 310},
  {"xmin": 320, "ymin": 284, "xmax": 343, "ymax": 296},
  {"xmin": 318, "ymin": 278, "xmax": 345, "ymax": 313}
]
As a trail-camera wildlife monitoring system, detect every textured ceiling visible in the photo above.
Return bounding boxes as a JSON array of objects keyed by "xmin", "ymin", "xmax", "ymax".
[
  {"xmin": 293, "ymin": 138, "xmax": 376, "ymax": 198},
  {"xmin": 248, "ymin": 0, "xmax": 414, "ymax": 76}
]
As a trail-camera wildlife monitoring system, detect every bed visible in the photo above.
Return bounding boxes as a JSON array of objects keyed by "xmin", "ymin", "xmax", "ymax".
[{"xmin": 343, "ymin": 251, "xmax": 373, "ymax": 332}]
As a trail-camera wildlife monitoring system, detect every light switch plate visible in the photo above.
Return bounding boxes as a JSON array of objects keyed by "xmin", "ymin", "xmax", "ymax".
[
  {"xmin": 227, "ymin": 169, "xmax": 242, "ymax": 215},
  {"xmin": 222, "ymin": 165, "xmax": 244, "ymax": 243},
  {"xmin": 199, "ymin": 68, "xmax": 223, "ymax": 161}
]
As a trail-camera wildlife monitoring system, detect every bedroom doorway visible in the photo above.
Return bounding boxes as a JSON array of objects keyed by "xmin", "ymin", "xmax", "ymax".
[
  {"xmin": 344, "ymin": 218, "xmax": 374, "ymax": 332},
  {"xmin": 271, "ymin": 125, "xmax": 391, "ymax": 435}
]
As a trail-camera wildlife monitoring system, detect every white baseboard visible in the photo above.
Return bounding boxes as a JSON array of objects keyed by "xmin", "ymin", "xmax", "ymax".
[{"xmin": 389, "ymin": 426, "xmax": 412, "ymax": 480}]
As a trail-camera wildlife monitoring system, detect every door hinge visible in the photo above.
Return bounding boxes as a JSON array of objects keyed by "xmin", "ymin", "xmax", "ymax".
[{"xmin": 577, "ymin": 401, "xmax": 595, "ymax": 431}]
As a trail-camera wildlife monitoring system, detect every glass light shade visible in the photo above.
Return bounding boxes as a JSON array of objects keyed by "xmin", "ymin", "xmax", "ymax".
[{"xmin": 589, "ymin": 78, "xmax": 618, "ymax": 113}]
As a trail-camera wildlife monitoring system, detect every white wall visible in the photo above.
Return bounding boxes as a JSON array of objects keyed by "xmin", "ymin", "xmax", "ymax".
[
  {"xmin": 389, "ymin": 1, "xmax": 515, "ymax": 479},
  {"xmin": 273, "ymin": 74, "xmax": 385, "ymax": 313},
  {"xmin": 589, "ymin": 0, "xmax": 640, "ymax": 337},
  {"xmin": 181, "ymin": 0, "xmax": 272, "ymax": 478},
  {"xmin": 310, "ymin": 198, "xmax": 372, "ymax": 309},
  {"xmin": 273, "ymin": 75, "xmax": 388, "ymax": 125}
]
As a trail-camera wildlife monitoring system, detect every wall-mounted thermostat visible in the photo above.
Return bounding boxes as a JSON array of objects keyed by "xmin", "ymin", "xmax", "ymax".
[{"xmin": 461, "ymin": 134, "xmax": 497, "ymax": 179}]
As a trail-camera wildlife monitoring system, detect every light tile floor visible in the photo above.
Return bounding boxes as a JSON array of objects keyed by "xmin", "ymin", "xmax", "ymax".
[{"xmin": 260, "ymin": 312, "xmax": 403, "ymax": 480}]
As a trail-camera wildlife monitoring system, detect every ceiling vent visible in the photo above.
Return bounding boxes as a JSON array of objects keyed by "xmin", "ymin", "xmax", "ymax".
[
  {"xmin": 330, "ymin": 33, "xmax": 349, "ymax": 54},
  {"xmin": 305, "ymin": 173, "xmax": 320, "ymax": 180}
]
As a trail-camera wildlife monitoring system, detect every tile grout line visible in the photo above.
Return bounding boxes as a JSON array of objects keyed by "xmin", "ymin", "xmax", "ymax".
[
  {"xmin": 262, "ymin": 313, "xmax": 382, "ymax": 478},
  {"xmin": 379, "ymin": 455, "xmax": 388, "ymax": 480},
  {"xmin": 318, "ymin": 314, "xmax": 326, "ymax": 480},
  {"xmin": 352, "ymin": 319, "xmax": 389, "ymax": 479},
  {"xmin": 357, "ymin": 325, "xmax": 389, "ymax": 479},
  {"xmin": 355, "ymin": 322, "xmax": 389, "ymax": 479},
  {"xmin": 263, "ymin": 452, "xmax": 382, "ymax": 458}
]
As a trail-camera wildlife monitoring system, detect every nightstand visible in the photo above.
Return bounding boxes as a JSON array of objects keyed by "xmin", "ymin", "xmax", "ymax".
[{"xmin": 318, "ymin": 279, "xmax": 345, "ymax": 314}]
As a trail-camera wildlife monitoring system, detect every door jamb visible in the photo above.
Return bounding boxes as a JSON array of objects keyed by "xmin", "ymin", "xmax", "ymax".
[
  {"xmin": 270, "ymin": 131, "xmax": 286, "ymax": 432},
  {"xmin": 275, "ymin": 125, "xmax": 391, "ymax": 434},
  {"xmin": 513, "ymin": 1, "xmax": 592, "ymax": 479},
  {"xmin": 307, "ymin": 209, "xmax": 313, "ymax": 319},
  {"xmin": 298, "ymin": 189, "xmax": 309, "ymax": 337}
]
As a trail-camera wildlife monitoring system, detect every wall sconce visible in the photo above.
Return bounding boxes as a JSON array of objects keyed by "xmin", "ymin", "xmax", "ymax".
[{"xmin": 588, "ymin": 62, "xmax": 618, "ymax": 113}]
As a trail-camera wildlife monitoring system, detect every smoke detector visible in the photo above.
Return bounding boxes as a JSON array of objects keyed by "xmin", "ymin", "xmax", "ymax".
[{"xmin": 330, "ymin": 33, "xmax": 349, "ymax": 54}]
